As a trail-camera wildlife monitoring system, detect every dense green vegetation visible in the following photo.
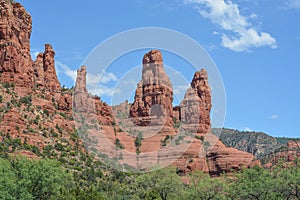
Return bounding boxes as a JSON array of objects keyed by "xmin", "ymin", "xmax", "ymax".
[
  {"xmin": 0, "ymin": 155, "xmax": 299, "ymax": 200},
  {"xmin": 276, "ymin": 137, "xmax": 300, "ymax": 145}
]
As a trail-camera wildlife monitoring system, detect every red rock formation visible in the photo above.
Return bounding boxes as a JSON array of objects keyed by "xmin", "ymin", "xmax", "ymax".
[
  {"xmin": 0, "ymin": 1, "xmax": 34, "ymax": 91},
  {"xmin": 58, "ymin": 93, "xmax": 72, "ymax": 111},
  {"xmin": 74, "ymin": 65, "xmax": 87, "ymax": 93},
  {"xmin": 33, "ymin": 53, "xmax": 44, "ymax": 87},
  {"xmin": 0, "ymin": 1, "xmax": 60, "ymax": 93},
  {"xmin": 173, "ymin": 70, "xmax": 259, "ymax": 175},
  {"xmin": 264, "ymin": 140, "xmax": 300, "ymax": 168},
  {"xmin": 73, "ymin": 66, "xmax": 114, "ymax": 125},
  {"xmin": 33, "ymin": 44, "xmax": 60, "ymax": 91},
  {"xmin": 0, "ymin": 1, "xmax": 89, "ymax": 161},
  {"xmin": 287, "ymin": 140, "xmax": 300, "ymax": 149},
  {"xmin": 0, "ymin": 1, "xmax": 262, "ymax": 175},
  {"xmin": 73, "ymin": 66, "xmax": 91, "ymax": 113},
  {"xmin": 207, "ymin": 139, "xmax": 259, "ymax": 176},
  {"xmin": 130, "ymin": 50, "xmax": 174, "ymax": 128},
  {"xmin": 180, "ymin": 69, "xmax": 212, "ymax": 133}
]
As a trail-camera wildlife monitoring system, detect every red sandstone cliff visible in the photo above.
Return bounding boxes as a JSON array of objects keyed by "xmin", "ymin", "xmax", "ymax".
[
  {"xmin": 127, "ymin": 50, "xmax": 259, "ymax": 174},
  {"xmin": 0, "ymin": 1, "xmax": 261, "ymax": 176},
  {"xmin": 264, "ymin": 140, "xmax": 300, "ymax": 168},
  {"xmin": 33, "ymin": 44, "xmax": 60, "ymax": 91},
  {"xmin": 130, "ymin": 50, "xmax": 174, "ymax": 129},
  {"xmin": 0, "ymin": 0, "xmax": 33, "ymax": 94},
  {"xmin": 73, "ymin": 66, "xmax": 114, "ymax": 125},
  {"xmin": 180, "ymin": 69, "xmax": 212, "ymax": 133}
]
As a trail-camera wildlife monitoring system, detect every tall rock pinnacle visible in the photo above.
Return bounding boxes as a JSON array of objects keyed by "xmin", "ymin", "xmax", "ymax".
[
  {"xmin": 180, "ymin": 69, "xmax": 212, "ymax": 133},
  {"xmin": 73, "ymin": 66, "xmax": 114, "ymax": 124},
  {"xmin": 74, "ymin": 65, "xmax": 87, "ymax": 93},
  {"xmin": 0, "ymin": 1, "xmax": 34, "ymax": 89},
  {"xmin": 33, "ymin": 44, "xmax": 60, "ymax": 91},
  {"xmin": 130, "ymin": 50, "xmax": 174, "ymax": 127},
  {"xmin": 73, "ymin": 66, "xmax": 89, "ymax": 113}
]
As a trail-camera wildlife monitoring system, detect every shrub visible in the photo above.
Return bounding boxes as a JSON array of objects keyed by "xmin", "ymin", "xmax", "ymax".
[
  {"xmin": 20, "ymin": 95, "xmax": 32, "ymax": 105},
  {"xmin": 115, "ymin": 138, "xmax": 125, "ymax": 150},
  {"xmin": 195, "ymin": 135, "xmax": 204, "ymax": 141},
  {"xmin": 43, "ymin": 109, "xmax": 49, "ymax": 117}
]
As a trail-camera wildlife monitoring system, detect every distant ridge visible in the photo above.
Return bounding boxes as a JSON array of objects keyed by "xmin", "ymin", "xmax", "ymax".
[{"xmin": 212, "ymin": 128, "xmax": 300, "ymax": 159}]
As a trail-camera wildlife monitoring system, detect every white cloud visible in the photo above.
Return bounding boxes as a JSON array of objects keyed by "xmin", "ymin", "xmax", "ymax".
[
  {"xmin": 183, "ymin": 0, "xmax": 277, "ymax": 52},
  {"xmin": 33, "ymin": 51, "xmax": 40, "ymax": 58},
  {"xmin": 99, "ymin": 70, "xmax": 118, "ymax": 84},
  {"xmin": 30, "ymin": 49, "xmax": 42, "ymax": 60},
  {"xmin": 270, "ymin": 114, "xmax": 279, "ymax": 120},
  {"xmin": 90, "ymin": 85, "xmax": 121, "ymax": 97},
  {"xmin": 173, "ymin": 85, "xmax": 190, "ymax": 96},
  {"xmin": 284, "ymin": 0, "xmax": 300, "ymax": 10},
  {"xmin": 56, "ymin": 61, "xmax": 118, "ymax": 97},
  {"xmin": 56, "ymin": 61, "xmax": 77, "ymax": 81},
  {"xmin": 243, "ymin": 127, "xmax": 253, "ymax": 132},
  {"xmin": 213, "ymin": 31, "xmax": 220, "ymax": 35}
]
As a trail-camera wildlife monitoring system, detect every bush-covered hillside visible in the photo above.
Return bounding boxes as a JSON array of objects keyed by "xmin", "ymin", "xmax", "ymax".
[
  {"xmin": 0, "ymin": 155, "xmax": 299, "ymax": 200},
  {"xmin": 212, "ymin": 128, "xmax": 285, "ymax": 158}
]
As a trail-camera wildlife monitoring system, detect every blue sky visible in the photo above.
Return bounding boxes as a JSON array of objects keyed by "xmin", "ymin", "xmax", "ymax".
[{"xmin": 18, "ymin": 0, "xmax": 300, "ymax": 138}]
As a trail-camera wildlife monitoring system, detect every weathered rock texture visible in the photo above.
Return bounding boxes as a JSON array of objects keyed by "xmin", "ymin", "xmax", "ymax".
[
  {"xmin": 73, "ymin": 66, "xmax": 89, "ymax": 112},
  {"xmin": 180, "ymin": 69, "xmax": 212, "ymax": 133},
  {"xmin": 0, "ymin": 1, "xmax": 34, "ymax": 90},
  {"xmin": 130, "ymin": 50, "xmax": 174, "ymax": 128},
  {"xmin": 0, "ymin": 0, "xmax": 263, "ymax": 176},
  {"xmin": 173, "ymin": 70, "xmax": 258, "ymax": 175},
  {"xmin": 264, "ymin": 140, "xmax": 300, "ymax": 168},
  {"xmin": 33, "ymin": 44, "xmax": 60, "ymax": 91},
  {"xmin": 73, "ymin": 66, "xmax": 114, "ymax": 125},
  {"xmin": 207, "ymin": 139, "xmax": 260, "ymax": 176}
]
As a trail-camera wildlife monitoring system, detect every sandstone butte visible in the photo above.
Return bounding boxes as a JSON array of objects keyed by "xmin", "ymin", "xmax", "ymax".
[{"xmin": 0, "ymin": 0, "xmax": 263, "ymax": 175}]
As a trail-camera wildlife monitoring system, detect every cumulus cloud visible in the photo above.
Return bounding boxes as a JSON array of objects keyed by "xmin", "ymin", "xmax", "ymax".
[
  {"xmin": 183, "ymin": 0, "xmax": 277, "ymax": 52},
  {"xmin": 56, "ymin": 61, "xmax": 118, "ymax": 96},
  {"xmin": 89, "ymin": 85, "xmax": 121, "ymax": 97},
  {"xmin": 56, "ymin": 61, "xmax": 77, "ymax": 81},
  {"xmin": 98, "ymin": 70, "xmax": 118, "ymax": 84}
]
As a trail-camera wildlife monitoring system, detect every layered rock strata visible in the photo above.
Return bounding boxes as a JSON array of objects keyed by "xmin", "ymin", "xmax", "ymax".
[{"xmin": 130, "ymin": 50, "xmax": 174, "ymax": 128}]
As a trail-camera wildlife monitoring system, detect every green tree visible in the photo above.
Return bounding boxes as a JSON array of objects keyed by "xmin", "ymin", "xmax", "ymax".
[
  {"xmin": 135, "ymin": 167, "xmax": 184, "ymax": 200},
  {"xmin": 0, "ymin": 157, "xmax": 75, "ymax": 200},
  {"xmin": 0, "ymin": 159, "xmax": 20, "ymax": 200},
  {"xmin": 276, "ymin": 160, "xmax": 300, "ymax": 199},
  {"xmin": 228, "ymin": 165, "xmax": 283, "ymax": 200},
  {"xmin": 187, "ymin": 170, "xmax": 227, "ymax": 200}
]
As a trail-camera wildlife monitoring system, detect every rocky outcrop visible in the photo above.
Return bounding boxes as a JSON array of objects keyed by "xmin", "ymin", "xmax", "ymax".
[
  {"xmin": 173, "ymin": 70, "xmax": 259, "ymax": 175},
  {"xmin": 74, "ymin": 65, "xmax": 87, "ymax": 93},
  {"xmin": 73, "ymin": 66, "xmax": 91, "ymax": 113},
  {"xmin": 207, "ymin": 139, "xmax": 260, "ymax": 176},
  {"xmin": 73, "ymin": 66, "xmax": 114, "ymax": 125},
  {"xmin": 180, "ymin": 69, "xmax": 212, "ymax": 133},
  {"xmin": 0, "ymin": 1, "xmax": 60, "ymax": 94},
  {"xmin": 0, "ymin": 1, "xmax": 34, "ymax": 91},
  {"xmin": 130, "ymin": 50, "xmax": 174, "ymax": 128},
  {"xmin": 0, "ymin": 0, "xmax": 263, "ymax": 175},
  {"xmin": 287, "ymin": 140, "xmax": 300, "ymax": 149},
  {"xmin": 33, "ymin": 44, "xmax": 60, "ymax": 91},
  {"xmin": 264, "ymin": 140, "xmax": 300, "ymax": 168},
  {"xmin": 58, "ymin": 93, "xmax": 72, "ymax": 111}
]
